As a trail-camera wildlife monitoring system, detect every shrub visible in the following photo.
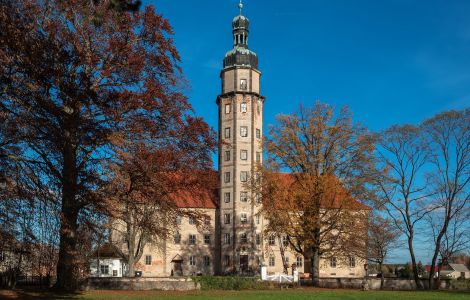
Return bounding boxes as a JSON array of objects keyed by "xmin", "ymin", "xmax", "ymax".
[
  {"xmin": 449, "ymin": 279, "xmax": 470, "ymax": 290},
  {"xmin": 192, "ymin": 276, "xmax": 269, "ymax": 290}
]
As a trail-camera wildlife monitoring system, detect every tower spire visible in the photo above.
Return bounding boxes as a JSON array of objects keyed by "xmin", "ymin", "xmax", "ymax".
[{"xmin": 238, "ymin": 0, "xmax": 243, "ymax": 15}]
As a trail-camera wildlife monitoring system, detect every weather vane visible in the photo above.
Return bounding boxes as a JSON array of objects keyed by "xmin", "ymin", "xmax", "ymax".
[{"xmin": 239, "ymin": 0, "xmax": 243, "ymax": 15}]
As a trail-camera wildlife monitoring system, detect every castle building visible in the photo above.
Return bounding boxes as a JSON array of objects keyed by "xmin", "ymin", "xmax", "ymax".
[{"xmin": 97, "ymin": 2, "xmax": 368, "ymax": 279}]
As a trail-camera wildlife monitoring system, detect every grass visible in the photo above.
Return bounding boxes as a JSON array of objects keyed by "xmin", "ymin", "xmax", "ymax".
[{"xmin": 1, "ymin": 288, "xmax": 470, "ymax": 300}]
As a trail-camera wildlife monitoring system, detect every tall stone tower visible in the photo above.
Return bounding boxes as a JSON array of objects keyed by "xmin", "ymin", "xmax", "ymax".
[{"xmin": 217, "ymin": 1, "xmax": 265, "ymax": 274}]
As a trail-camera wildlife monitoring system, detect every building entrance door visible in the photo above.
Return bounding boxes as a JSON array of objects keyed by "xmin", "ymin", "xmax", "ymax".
[{"xmin": 240, "ymin": 255, "xmax": 249, "ymax": 273}]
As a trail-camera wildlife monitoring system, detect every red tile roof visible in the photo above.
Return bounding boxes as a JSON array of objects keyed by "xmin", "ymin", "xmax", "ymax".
[{"xmin": 168, "ymin": 170, "xmax": 218, "ymax": 209}]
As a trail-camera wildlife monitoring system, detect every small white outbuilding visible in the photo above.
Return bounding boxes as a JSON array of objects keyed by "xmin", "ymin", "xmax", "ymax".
[
  {"xmin": 89, "ymin": 243, "xmax": 127, "ymax": 277},
  {"xmin": 441, "ymin": 264, "xmax": 470, "ymax": 279}
]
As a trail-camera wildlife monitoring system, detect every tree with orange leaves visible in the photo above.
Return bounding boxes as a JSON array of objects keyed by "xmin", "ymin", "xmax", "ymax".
[
  {"xmin": 0, "ymin": 0, "xmax": 214, "ymax": 290},
  {"xmin": 255, "ymin": 102, "xmax": 376, "ymax": 285}
]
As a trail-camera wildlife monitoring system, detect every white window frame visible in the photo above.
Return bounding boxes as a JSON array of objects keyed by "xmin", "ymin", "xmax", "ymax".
[
  {"xmin": 269, "ymin": 256, "xmax": 275, "ymax": 267},
  {"xmin": 240, "ymin": 79, "xmax": 247, "ymax": 90},
  {"xmin": 240, "ymin": 171, "xmax": 248, "ymax": 182},
  {"xmin": 145, "ymin": 255, "xmax": 152, "ymax": 265},
  {"xmin": 189, "ymin": 255, "xmax": 196, "ymax": 266},
  {"xmin": 224, "ymin": 233, "xmax": 231, "ymax": 245},
  {"xmin": 240, "ymin": 126, "xmax": 248, "ymax": 137},
  {"xmin": 225, "ymin": 103, "xmax": 231, "ymax": 114},
  {"xmin": 330, "ymin": 257, "xmax": 337, "ymax": 268},
  {"xmin": 296, "ymin": 256, "xmax": 303, "ymax": 267},
  {"xmin": 204, "ymin": 234, "xmax": 211, "ymax": 245},
  {"xmin": 224, "ymin": 213, "xmax": 231, "ymax": 224},
  {"xmin": 240, "ymin": 149, "xmax": 248, "ymax": 160},
  {"xmin": 240, "ymin": 102, "xmax": 247, "ymax": 113},
  {"xmin": 240, "ymin": 191, "xmax": 248, "ymax": 202},
  {"xmin": 240, "ymin": 233, "xmax": 248, "ymax": 243},
  {"xmin": 224, "ymin": 172, "xmax": 230, "ymax": 183},
  {"xmin": 240, "ymin": 213, "xmax": 248, "ymax": 224},
  {"xmin": 224, "ymin": 192, "xmax": 230, "ymax": 203},
  {"xmin": 224, "ymin": 150, "xmax": 230, "ymax": 161},
  {"xmin": 100, "ymin": 264, "xmax": 109, "ymax": 275},
  {"xmin": 224, "ymin": 127, "xmax": 231, "ymax": 139},
  {"xmin": 189, "ymin": 234, "xmax": 196, "ymax": 245}
]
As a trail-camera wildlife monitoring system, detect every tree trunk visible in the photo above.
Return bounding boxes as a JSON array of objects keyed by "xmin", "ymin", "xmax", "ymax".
[
  {"xmin": 54, "ymin": 135, "xmax": 80, "ymax": 291},
  {"xmin": 55, "ymin": 204, "xmax": 79, "ymax": 290},
  {"xmin": 428, "ymin": 221, "xmax": 449, "ymax": 290},
  {"xmin": 311, "ymin": 246, "xmax": 320, "ymax": 287},
  {"xmin": 408, "ymin": 235, "xmax": 422, "ymax": 289},
  {"xmin": 379, "ymin": 262, "xmax": 384, "ymax": 290}
]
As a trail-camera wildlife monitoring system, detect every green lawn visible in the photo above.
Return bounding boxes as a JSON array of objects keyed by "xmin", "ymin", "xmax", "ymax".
[{"xmin": 2, "ymin": 289, "xmax": 470, "ymax": 300}]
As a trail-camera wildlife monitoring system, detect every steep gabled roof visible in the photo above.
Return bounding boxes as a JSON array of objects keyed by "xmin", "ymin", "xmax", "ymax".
[{"xmin": 449, "ymin": 263, "xmax": 470, "ymax": 272}]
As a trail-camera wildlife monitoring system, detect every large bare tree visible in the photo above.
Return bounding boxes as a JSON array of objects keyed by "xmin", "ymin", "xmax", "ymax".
[
  {"xmin": 422, "ymin": 109, "xmax": 470, "ymax": 288},
  {"xmin": 375, "ymin": 124, "xmax": 436, "ymax": 289},
  {"xmin": 258, "ymin": 102, "xmax": 375, "ymax": 285}
]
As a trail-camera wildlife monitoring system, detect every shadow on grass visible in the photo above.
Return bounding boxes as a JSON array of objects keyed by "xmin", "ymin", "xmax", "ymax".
[{"xmin": 0, "ymin": 288, "xmax": 82, "ymax": 300}]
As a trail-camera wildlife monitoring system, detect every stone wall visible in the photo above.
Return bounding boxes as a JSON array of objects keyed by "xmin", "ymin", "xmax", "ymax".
[
  {"xmin": 83, "ymin": 277, "xmax": 200, "ymax": 291},
  {"xmin": 317, "ymin": 278, "xmax": 450, "ymax": 290}
]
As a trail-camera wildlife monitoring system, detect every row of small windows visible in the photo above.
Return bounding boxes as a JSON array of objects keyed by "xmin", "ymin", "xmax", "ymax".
[
  {"xmin": 223, "ymin": 213, "xmax": 261, "ymax": 225},
  {"xmin": 176, "ymin": 216, "xmax": 211, "ymax": 226},
  {"xmin": 224, "ymin": 171, "xmax": 261, "ymax": 184},
  {"xmin": 223, "ymin": 127, "xmax": 261, "ymax": 139},
  {"xmin": 268, "ymin": 256, "xmax": 304, "ymax": 268},
  {"xmin": 173, "ymin": 233, "xmax": 212, "ymax": 245},
  {"xmin": 224, "ymin": 101, "xmax": 261, "ymax": 115},
  {"xmin": 222, "ymin": 232, "xmax": 262, "ymax": 245},
  {"xmin": 223, "ymin": 192, "xmax": 261, "ymax": 204},
  {"xmin": 145, "ymin": 255, "xmax": 211, "ymax": 267},
  {"xmin": 224, "ymin": 150, "xmax": 261, "ymax": 162},
  {"xmin": 329, "ymin": 256, "xmax": 356, "ymax": 268}
]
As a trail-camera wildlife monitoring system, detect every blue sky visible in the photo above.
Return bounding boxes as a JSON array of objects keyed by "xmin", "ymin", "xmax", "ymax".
[{"xmin": 146, "ymin": 0, "xmax": 470, "ymax": 263}]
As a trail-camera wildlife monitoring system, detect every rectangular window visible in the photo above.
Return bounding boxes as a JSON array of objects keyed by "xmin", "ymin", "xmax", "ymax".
[
  {"xmin": 224, "ymin": 213, "xmax": 231, "ymax": 224},
  {"xmin": 240, "ymin": 126, "xmax": 248, "ymax": 137},
  {"xmin": 204, "ymin": 216, "xmax": 211, "ymax": 225},
  {"xmin": 256, "ymin": 233, "xmax": 261, "ymax": 245},
  {"xmin": 224, "ymin": 233, "xmax": 231, "ymax": 245},
  {"xmin": 268, "ymin": 235, "xmax": 275, "ymax": 245},
  {"xmin": 224, "ymin": 192, "xmax": 231, "ymax": 203},
  {"xmin": 224, "ymin": 255, "xmax": 231, "ymax": 266},
  {"xmin": 224, "ymin": 150, "xmax": 230, "ymax": 161},
  {"xmin": 240, "ymin": 149, "xmax": 248, "ymax": 160},
  {"xmin": 174, "ymin": 233, "xmax": 181, "ymax": 244},
  {"xmin": 224, "ymin": 172, "xmax": 230, "ymax": 183},
  {"xmin": 269, "ymin": 256, "xmax": 275, "ymax": 267},
  {"xmin": 240, "ymin": 191, "xmax": 248, "ymax": 202},
  {"xmin": 204, "ymin": 234, "xmax": 211, "ymax": 245},
  {"xmin": 240, "ymin": 233, "xmax": 248, "ymax": 243},
  {"xmin": 204, "ymin": 256, "xmax": 210, "ymax": 266},
  {"xmin": 240, "ymin": 79, "xmax": 247, "ymax": 90},
  {"xmin": 330, "ymin": 257, "xmax": 337, "ymax": 268},
  {"xmin": 100, "ymin": 264, "xmax": 109, "ymax": 275},
  {"xmin": 256, "ymin": 194, "xmax": 262, "ymax": 204},
  {"xmin": 257, "ymin": 104, "xmax": 260, "ymax": 115},
  {"xmin": 176, "ymin": 216, "xmax": 182, "ymax": 225},
  {"xmin": 189, "ymin": 256, "xmax": 196, "ymax": 266},
  {"xmin": 282, "ymin": 236, "xmax": 289, "ymax": 247},
  {"xmin": 240, "ymin": 102, "xmax": 247, "ymax": 112},
  {"xmin": 256, "ymin": 214, "xmax": 260, "ymax": 224},
  {"xmin": 224, "ymin": 127, "xmax": 231, "ymax": 139},
  {"xmin": 284, "ymin": 257, "xmax": 289, "ymax": 265},
  {"xmin": 240, "ymin": 213, "xmax": 248, "ymax": 224},
  {"xmin": 113, "ymin": 270, "xmax": 118, "ymax": 277},
  {"xmin": 225, "ymin": 104, "xmax": 231, "ymax": 114},
  {"xmin": 256, "ymin": 128, "xmax": 261, "ymax": 139},
  {"xmin": 189, "ymin": 216, "xmax": 195, "ymax": 225},
  {"xmin": 256, "ymin": 152, "xmax": 261, "ymax": 162},
  {"xmin": 296, "ymin": 256, "xmax": 303, "ymax": 267},
  {"xmin": 240, "ymin": 171, "xmax": 248, "ymax": 182},
  {"xmin": 145, "ymin": 255, "xmax": 152, "ymax": 265},
  {"xmin": 349, "ymin": 256, "xmax": 356, "ymax": 268},
  {"xmin": 189, "ymin": 234, "xmax": 196, "ymax": 245}
]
